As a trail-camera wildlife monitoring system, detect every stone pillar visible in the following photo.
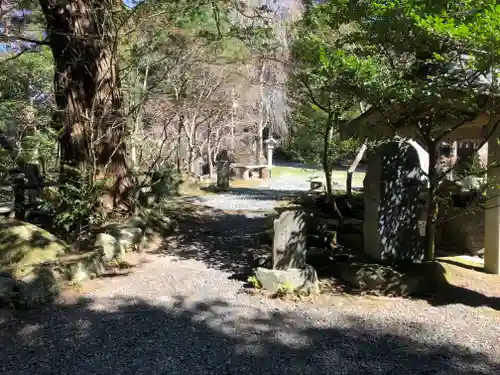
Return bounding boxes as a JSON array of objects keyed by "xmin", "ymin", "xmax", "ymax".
[
  {"xmin": 267, "ymin": 146, "xmax": 273, "ymax": 170},
  {"xmin": 484, "ymin": 125, "xmax": 500, "ymax": 274}
]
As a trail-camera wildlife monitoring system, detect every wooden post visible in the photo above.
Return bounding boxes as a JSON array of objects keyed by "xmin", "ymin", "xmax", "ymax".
[{"xmin": 484, "ymin": 124, "xmax": 500, "ymax": 274}]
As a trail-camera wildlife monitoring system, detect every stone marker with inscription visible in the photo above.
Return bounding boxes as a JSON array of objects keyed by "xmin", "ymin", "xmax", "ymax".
[
  {"xmin": 256, "ymin": 210, "xmax": 319, "ymax": 294},
  {"xmin": 363, "ymin": 138, "xmax": 428, "ymax": 262},
  {"xmin": 272, "ymin": 210, "xmax": 307, "ymax": 269},
  {"xmin": 216, "ymin": 150, "xmax": 230, "ymax": 190}
]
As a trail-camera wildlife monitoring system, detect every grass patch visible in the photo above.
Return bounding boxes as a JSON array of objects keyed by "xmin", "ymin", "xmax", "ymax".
[
  {"xmin": 229, "ymin": 179, "xmax": 267, "ymax": 188},
  {"xmin": 332, "ymin": 170, "xmax": 365, "ymax": 187},
  {"xmin": 180, "ymin": 178, "xmax": 266, "ymax": 196},
  {"xmin": 437, "ymin": 256, "xmax": 484, "ymax": 271},
  {"xmin": 178, "ymin": 180, "xmax": 216, "ymax": 197},
  {"xmin": 271, "ymin": 166, "xmax": 322, "ymax": 179},
  {"xmin": 271, "ymin": 166, "xmax": 365, "ymax": 187}
]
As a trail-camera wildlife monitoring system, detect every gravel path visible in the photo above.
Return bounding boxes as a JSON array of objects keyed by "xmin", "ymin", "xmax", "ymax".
[
  {"xmin": 1, "ymin": 173, "xmax": 499, "ymax": 375},
  {"xmin": 193, "ymin": 172, "xmax": 319, "ymax": 211}
]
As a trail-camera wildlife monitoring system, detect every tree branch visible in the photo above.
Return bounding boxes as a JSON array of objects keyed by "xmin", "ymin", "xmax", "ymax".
[
  {"xmin": 297, "ymin": 75, "xmax": 330, "ymax": 113},
  {"xmin": 0, "ymin": 34, "xmax": 50, "ymax": 46}
]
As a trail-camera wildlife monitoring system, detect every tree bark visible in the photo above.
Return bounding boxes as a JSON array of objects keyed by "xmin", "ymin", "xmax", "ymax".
[
  {"xmin": 39, "ymin": 0, "xmax": 130, "ymax": 209},
  {"xmin": 346, "ymin": 142, "xmax": 367, "ymax": 198},
  {"xmin": 256, "ymin": 60, "xmax": 266, "ymax": 165},
  {"xmin": 176, "ymin": 114, "xmax": 184, "ymax": 173},
  {"xmin": 424, "ymin": 141, "xmax": 438, "ymax": 261},
  {"xmin": 322, "ymin": 116, "xmax": 343, "ymax": 221},
  {"xmin": 130, "ymin": 60, "xmax": 149, "ymax": 173},
  {"xmin": 323, "ymin": 119, "xmax": 333, "ymax": 198}
]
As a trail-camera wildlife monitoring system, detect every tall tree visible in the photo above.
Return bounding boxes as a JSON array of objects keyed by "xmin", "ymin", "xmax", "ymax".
[
  {"xmin": 38, "ymin": 0, "xmax": 129, "ymax": 208},
  {"xmin": 288, "ymin": 11, "xmax": 361, "ymax": 199},
  {"xmin": 308, "ymin": 0, "xmax": 500, "ymax": 260}
]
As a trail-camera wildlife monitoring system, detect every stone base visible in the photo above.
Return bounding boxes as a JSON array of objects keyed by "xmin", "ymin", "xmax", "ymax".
[
  {"xmin": 255, "ymin": 265, "xmax": 320, "ymax": 295},
  {"xmin": 337, "ymin": 261, "xmax": 446, "ymax": 296}
]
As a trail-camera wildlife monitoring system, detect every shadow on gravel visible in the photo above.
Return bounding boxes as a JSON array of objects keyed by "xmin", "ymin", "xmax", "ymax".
[
  {"xmin": 0, "ymin": 296, "xmax": 498, "ymax": 375},
  {"xmin": 199, "ymin": 186, "xmax": 304, "ymax": 201},
  {"xmin": 423, "ymin": 284, "xmax": 500, "ymax": 311},
  {"xmin": 154, "ymin": 210, "xmax": 273, "ymax": 280}
]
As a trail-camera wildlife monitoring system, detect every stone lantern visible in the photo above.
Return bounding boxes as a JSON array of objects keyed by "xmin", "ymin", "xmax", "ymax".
[{"xmin": 264, "ymin": 136, "xmax": 277, "ymax": 177}]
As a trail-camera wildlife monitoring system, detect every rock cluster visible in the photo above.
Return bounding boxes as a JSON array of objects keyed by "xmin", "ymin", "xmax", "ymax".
[{"xmin": 0, "ymin": 216, "xmax": 157, "ymax": 309}]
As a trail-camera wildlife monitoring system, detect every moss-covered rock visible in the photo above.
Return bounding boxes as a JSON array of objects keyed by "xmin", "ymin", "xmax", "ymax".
[
  {"xmin": 0, "ymin": 221, "xmax": 114, "ymax": 309},
  {"xmin": 57, "ymin": 251, "xmax": 107, "ymax": 283},
  {"xmin": 0, "ymin": 220, "xmax": 68, "ymax": 278},
  {"xmin": 17, "ymin": 264, "xmax": 60, "ymax": 308}
]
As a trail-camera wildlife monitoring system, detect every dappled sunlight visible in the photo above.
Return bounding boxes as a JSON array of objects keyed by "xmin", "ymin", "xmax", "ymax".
[{"xmin": 1, "ymin": 295, "xmax": 499, "ymax": 374}]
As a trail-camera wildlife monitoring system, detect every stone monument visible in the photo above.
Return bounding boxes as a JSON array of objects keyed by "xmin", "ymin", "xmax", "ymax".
[
  {"xmin": 272, "ymin": 210, "xmax": 307, "ymax": 269},
  {"xmin": 216, "ymin": 149, "xmax": 230, "ymax": 190},
  {"xmin": 363, "ymin": 138, "xmax": 428, "ymax": 262},
  {"xmin": 256, "ymin": 210, "xmax": 319, "ymax": 294}
]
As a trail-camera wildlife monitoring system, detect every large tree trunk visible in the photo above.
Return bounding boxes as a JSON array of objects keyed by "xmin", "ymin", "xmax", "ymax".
[
  {"xmin": 256, "ymin": 60, "xmax": 266, "ymax": 165},
  {"xmin": 176, "ymin": 114, "xmax": 184, "ymax": 173},
  {"xmin": 322, "ymin": 118, "xmax": 335, "ymax": 198},
  {"xmin": 424, "ymin": 141, "xmax": 438, "ymax": 261},
  {"xmin": 346, "ymin": 143, "xmax": 367, "ymax": 198},
  {"xmin": 322, "ymin": 116, "xmax": 343, "ymax": 221},
  {"xmin": 39, "ymin": 0, "xmax": 130, "ymax": 209}
]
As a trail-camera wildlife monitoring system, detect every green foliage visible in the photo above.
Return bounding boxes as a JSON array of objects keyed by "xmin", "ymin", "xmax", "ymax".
[
  {"xmin": 247, "ymin": 275, "xmax": 262, "ymax": 289},
  {"xmin": 308, "ymin": 0, "xmax": 500, "ymax": 131},
  {"xmin": 0, "ymin": 47, "xmax": 53, "ymax": 100},
  {"xmin": 273, "ymin": 281, "xmax": 294, "ymax": 299},
  {"xmin": 286, "ymin": 6, "xmax": 361, "ymax": 170},
  {"xmin": 149, "ymin": 163, "xmax": 183, "ymax": 198},
  {"xmin": 0, "ymin": 45, "xmax": 54, "ymax": 169},
  {"xmin": 300, "ymin": 0, "xmax": 500, "ymax": 260},
  {"xmin": 284, "ymin": 111, "xmax": 359, "ymax": 165},
  {"xmin": 38, "ymin": 180, "xmax": 108, "ymax": 234},
  {"xmin": 0, "ymin": 149, "xmax": 14, "ymax": 171}
]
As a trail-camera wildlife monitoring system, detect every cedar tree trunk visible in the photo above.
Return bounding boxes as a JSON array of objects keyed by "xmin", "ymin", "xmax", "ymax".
[{"xmin": 39, "ymin": 0, "xmax": 130, "ymax": 209}]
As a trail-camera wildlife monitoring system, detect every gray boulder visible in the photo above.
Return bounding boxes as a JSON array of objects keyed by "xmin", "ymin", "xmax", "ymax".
[
  {"xmin": 255, "ymin": 265, "xmax": 320, "ymax": 295},
  {"xmin": 95, "ymin": 233, "xmax": 120, "ymax": 261},
  {"xmin": 116, "ymin": 227, "xmax": 143, "ymax": 250},
  {"xmin": 67, "ymin": 261, "xmax": 89, "ymax": 283},
  {"xmin": 82, "ymin": 252, "xmax": 107, "ymax": 278}
]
